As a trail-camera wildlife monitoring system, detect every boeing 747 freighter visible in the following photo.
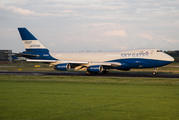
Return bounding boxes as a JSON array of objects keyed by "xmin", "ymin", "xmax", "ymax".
[{"xmin": 11, "ymin": 28, "xmax": 174, "ymax": 74}]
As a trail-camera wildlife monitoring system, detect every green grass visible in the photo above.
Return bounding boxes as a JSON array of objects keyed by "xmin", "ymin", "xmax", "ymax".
[
  {"xmin": 0, "ymin": 75, "xmax": 179, "ymax": 120},
  {"xmin": 0, "ymin": 66, "xmax": 55, "ymax": 72}
]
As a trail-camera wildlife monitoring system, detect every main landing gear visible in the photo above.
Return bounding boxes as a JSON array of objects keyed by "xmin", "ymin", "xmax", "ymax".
[
  {"xmin": 86, "ymin": 69, "xmax": 109, "ymax": 75},
  {"xmin": 153, "ymin": 67, "xmax": 158, "ymax": 75},
  {"xmin": 102, "ymin": 69, "xmax": 109, "ymax": 74}
]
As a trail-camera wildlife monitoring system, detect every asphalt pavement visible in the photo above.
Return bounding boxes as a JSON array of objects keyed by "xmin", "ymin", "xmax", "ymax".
[{"xmin": 0, "ymin": 71, "xmax": 179, "ymax": 78}]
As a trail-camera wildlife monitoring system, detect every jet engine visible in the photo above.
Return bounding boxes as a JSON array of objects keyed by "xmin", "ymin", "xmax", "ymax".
[
  {"xmin": 54, "ymin": 63, "xmax": 71, "ymax": 71},
  {"xmin": 87, "ymin": 65, "xmax": 103, "ymax": 73}
]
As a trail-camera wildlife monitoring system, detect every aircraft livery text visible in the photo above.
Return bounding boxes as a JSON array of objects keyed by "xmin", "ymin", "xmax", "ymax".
[{"xmin": 121, "ymin": 52, "xmax": 149, "ymax": 58}]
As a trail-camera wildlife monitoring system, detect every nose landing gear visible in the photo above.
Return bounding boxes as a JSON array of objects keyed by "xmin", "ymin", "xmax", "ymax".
[{"xmin": 153, "ymin": 67, "xmax": 158, "ymax": 75}]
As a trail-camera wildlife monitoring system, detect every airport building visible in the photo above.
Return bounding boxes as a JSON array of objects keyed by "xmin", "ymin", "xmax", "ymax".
[{"xmin": 0, "ymin": 50, "xmax": 12, "ymax": 63}]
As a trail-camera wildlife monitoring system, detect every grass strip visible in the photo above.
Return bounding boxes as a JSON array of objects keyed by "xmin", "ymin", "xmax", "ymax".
[{"xmin": 0, "ymin": 75, "xmax": 179, "ymax": 120}]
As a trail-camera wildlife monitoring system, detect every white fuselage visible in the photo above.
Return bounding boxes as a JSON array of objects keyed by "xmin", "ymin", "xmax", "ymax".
[{"xmin": 50, "ymin": 49, "xmax": 174, "ymax": 62}]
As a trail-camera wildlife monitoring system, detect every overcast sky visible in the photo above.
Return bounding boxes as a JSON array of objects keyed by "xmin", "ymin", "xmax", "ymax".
[{"xmin": 0, "ymin": 0, "xmax": 179, "ymax": 52}]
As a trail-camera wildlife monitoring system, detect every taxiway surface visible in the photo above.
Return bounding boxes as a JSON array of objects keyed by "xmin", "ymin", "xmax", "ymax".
[{"xmin": 0, "ymin": 71, "xmax": 179, "ymax": 78}]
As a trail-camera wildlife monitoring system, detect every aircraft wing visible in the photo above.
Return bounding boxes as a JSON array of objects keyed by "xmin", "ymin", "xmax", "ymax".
[
  {"xmin": 27, "ymin": 59, "xmax": 57, "ymax": 63},
  {"xmin": 50, "ymin": 60, "xmax": 122, "ymax": 67},
  {"xmin": 50, "ymin": 60, "xmax": 123, "ymax": 71}
]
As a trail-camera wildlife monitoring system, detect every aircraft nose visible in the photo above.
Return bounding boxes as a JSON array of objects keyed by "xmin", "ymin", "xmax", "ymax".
[{"xmin": 167, "ymin": 55, "xmax": 174, "ymax": 62}]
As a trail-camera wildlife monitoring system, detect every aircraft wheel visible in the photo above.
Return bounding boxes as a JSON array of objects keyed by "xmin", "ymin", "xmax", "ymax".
[
  {"xmin": 153, "ymin": 68, "xmax": 158, "ymax": 75},
  {"xmin": 93, "ymin": 72, "xmax": 99, "ymax": 75},
  {"xmin": 153, "ymin": 72, "xmax": 158, "ymax": 75},
  {"xmin": 87, "ymin": 72, "xmax": 98, "ymax": 75},
  {"xmin": 102, "ymin": 69, "xmax": 109, "ymax": 74}
]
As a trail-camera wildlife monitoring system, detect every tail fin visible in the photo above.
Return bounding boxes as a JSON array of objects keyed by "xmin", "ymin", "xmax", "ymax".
[{"xmin": 18, "ymin": 28, "xmax": 49, "ymax": 53}]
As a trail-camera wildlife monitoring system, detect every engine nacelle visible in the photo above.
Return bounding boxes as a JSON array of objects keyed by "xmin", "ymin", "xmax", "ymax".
[
  {"xmin": 87, "ymin": 65, "xmax": 103, "ymax": 73},
  {"xmin": 54, "ymin": 63, "xmax": 71, "ymax": 71}
]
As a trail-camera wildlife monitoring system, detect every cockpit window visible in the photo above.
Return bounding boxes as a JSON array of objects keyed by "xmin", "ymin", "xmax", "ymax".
[{"xmin": 157, "ymin": 50, "xmax": 163, "ymax": 52}]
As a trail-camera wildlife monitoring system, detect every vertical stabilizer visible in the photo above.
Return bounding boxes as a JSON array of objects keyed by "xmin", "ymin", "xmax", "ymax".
[
  {"xmin": 18, "ymin": 28, "xmax": 37, "ymax": 40},
  {"xmin": 18, "ymin": 28, "xmax": 48, "ymax": 52}
]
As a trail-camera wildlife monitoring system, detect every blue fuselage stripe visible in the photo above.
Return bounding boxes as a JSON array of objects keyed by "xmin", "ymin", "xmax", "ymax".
[
  {"xmin": 106, "ymin": 58, "xmax": 172, "ymax": 69},
  {"xmin": 22, "ymin": 49, "xmax": 57, "ymax": 60}
]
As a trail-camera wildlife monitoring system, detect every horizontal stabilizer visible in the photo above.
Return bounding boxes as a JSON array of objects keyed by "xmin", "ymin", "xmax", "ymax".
[
  {"xmin": 6, "ymin": 52, "xmax": 39, "ymax": 57},
  {"xmin": 17, "ymin": 53, "xmax": 39, "ymax": 57},
  {"xmin": 11, "ymin": 56, "xmax": 20, "ymax": 60}
]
